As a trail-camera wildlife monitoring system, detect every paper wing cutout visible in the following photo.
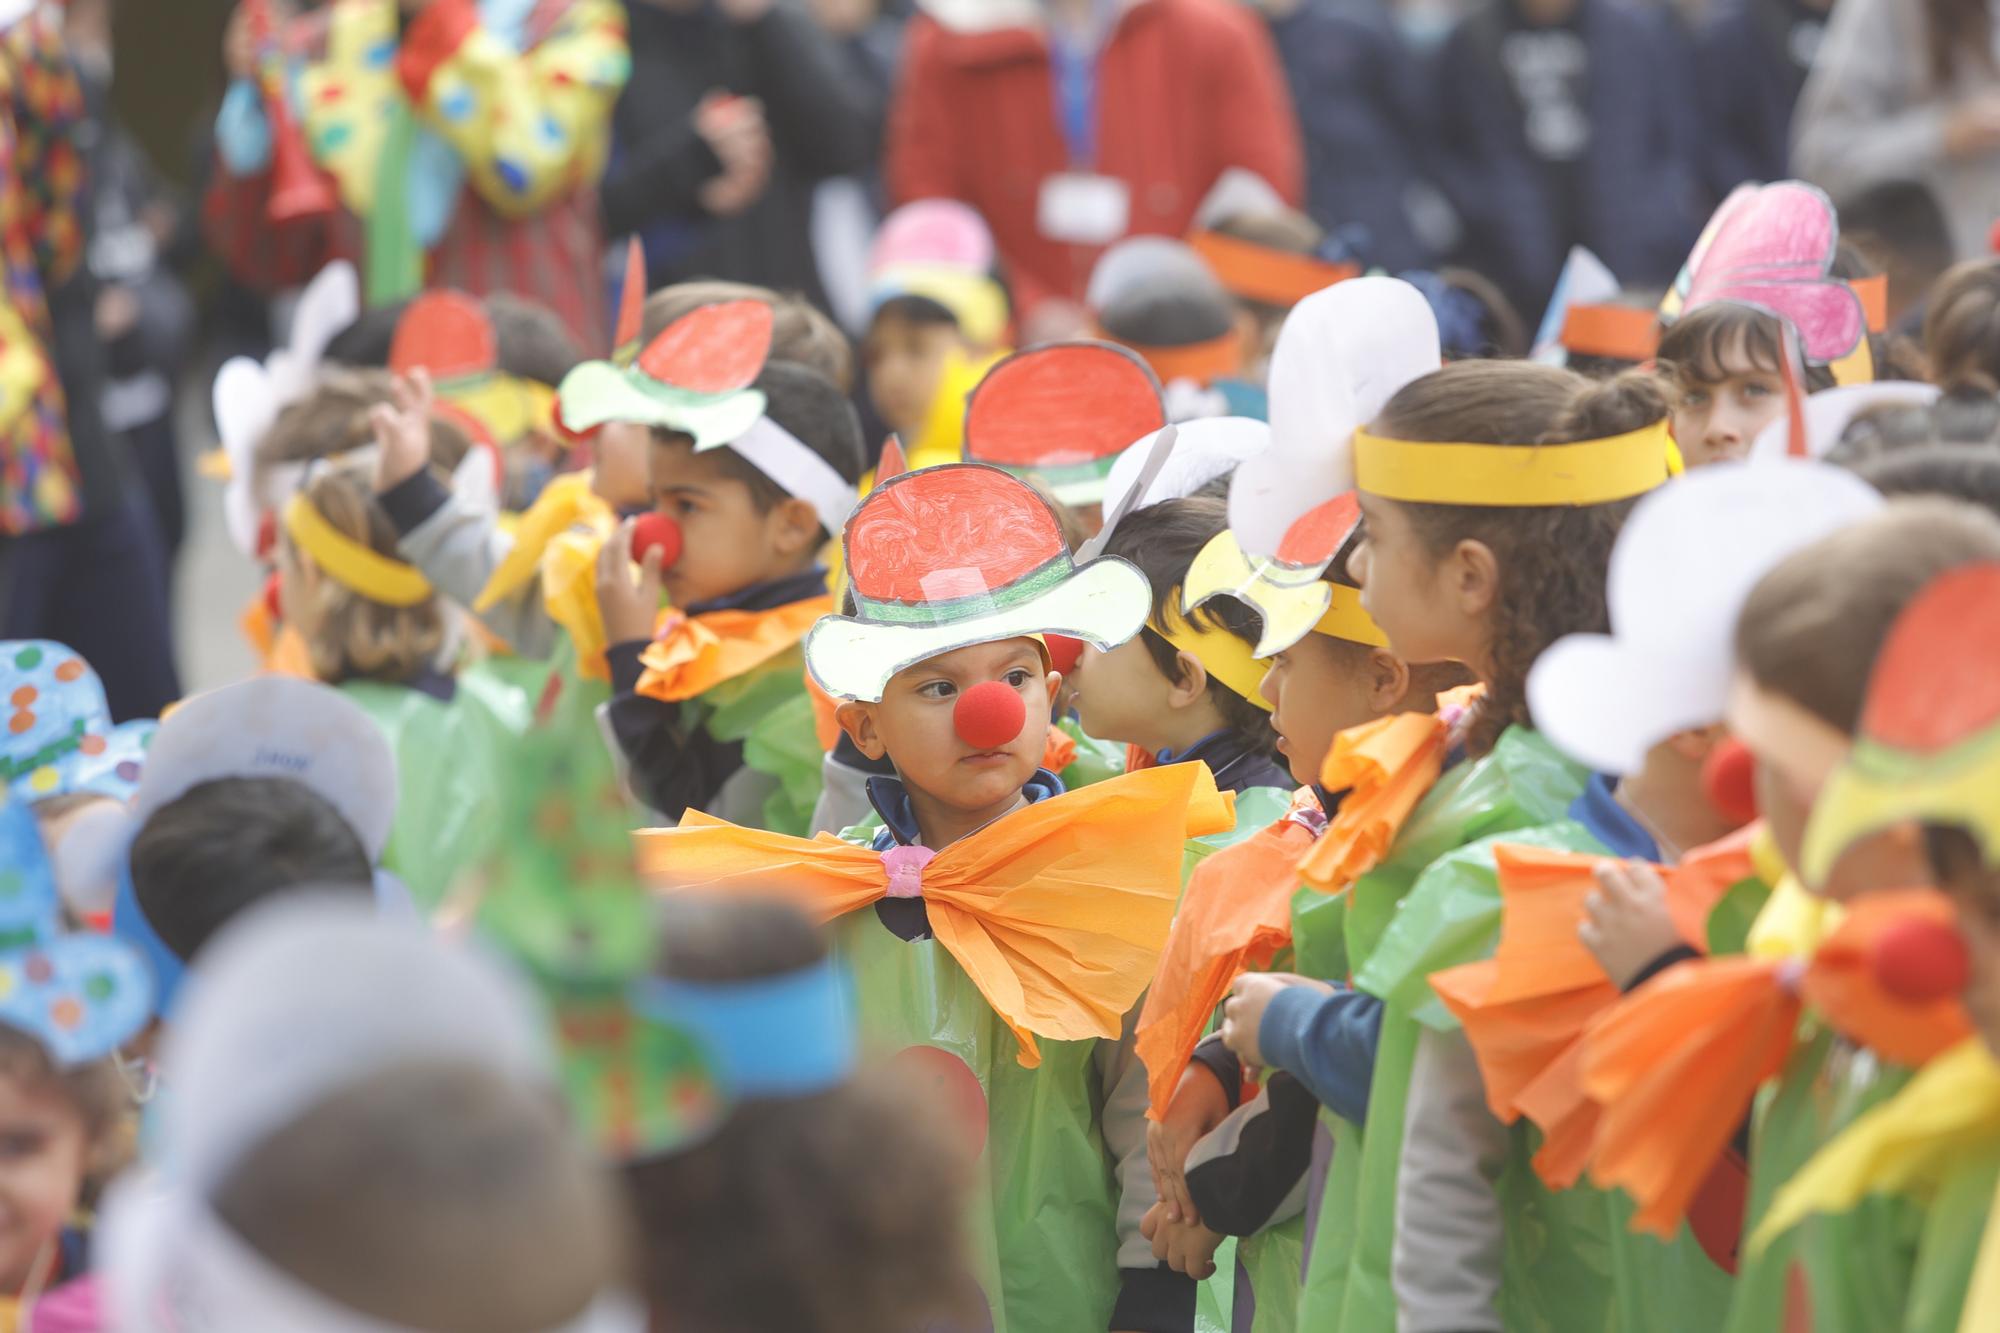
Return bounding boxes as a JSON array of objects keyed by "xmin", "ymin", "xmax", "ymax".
[
  {"xmin": 1673, "ymin": 182, "xmax": 1864, "ymax": 365},
  {"xmin": 1078, "ymin": 423, "xmax": 1177, "ymax": 563},
  {"xmin": 637, "ymin": 301, "xmax": 774, "ymax": 396},
  {"xmin": 266, "ymin": 261, "xmax": 359, "ymax": 405},
  {"xmin": 389, "ymin": 291, "xmax": 497, "ymax": 383}
]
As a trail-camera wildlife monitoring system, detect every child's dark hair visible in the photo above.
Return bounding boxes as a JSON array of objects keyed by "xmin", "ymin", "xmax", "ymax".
[
  {"xmin": 1375, "ymin": 364, "xmax": 1666, "ymax": 753},
  {"xmin": 1735, "ymin": 498, "xmax": 2000, "ymax": 732},
  {"xmin": 213, "ymin": 1061, "xmax": 628, "ymax": 1331},
  {"xmin": 1098, "ymin": 282, "xmax": 1235, "ymax": 350},
  {"xmin": 1102, "ymin": 498, "xmax": 1278, "ymax": 753},
  {"xmin": 484, "ymin": 292, "xmax": 587, "ymax": 388},
  {"xmin": 257, "ymin": 369, "xmax": 472, "ymax": 474},
  {"xmin": 626, "ymin": 896, "xmax": 976, "ymax": 1333},
  {"xmin": 0, "ymin": 1026, "xmax": 130, "ymax": 1208},
  {"xmin": 1831, "ymin": 393, "xmax": 2000, "ymax": 465},
  {"xmin": 871, "ymin": 293, "xmax": 960, "ymax": 332},
  {"xmin": 128, "ymin": 776, "xmax": 372, "ymax": 965},
  {"xmin": 1856, "ymin": 443, "xmax": 2000, "ymax": 518},
  {"xmin": 285, "ymin": 469, "xmax": 446, "ymax": 685},
  {"xmin": 643, "ymin": 283, "xmax": 856, "ymax": 393},
  {"xmin": 1658, "ymin": 303, "xmax": 1838, "ymax": 397},
  {"xmin": 1923, "ymin": 259, "xmax": 2000, "ymax": 395},
  {"xmin": 1207, "ymin": 208, "xmax": 1325, "ymax": 332},
  {"xmin": 654, "ymin": 361, "xmax": 865, "ymax": 543}
]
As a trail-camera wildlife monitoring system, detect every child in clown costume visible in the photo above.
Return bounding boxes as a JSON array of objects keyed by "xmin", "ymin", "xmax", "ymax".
[
  {"xmin": 1746, "ymin": 559, "xmax": 2000, "ymax": 1333},
  {"xmin": 637, "ymin": 461, "xmax": 1247, "ymax": 1333},
  {"xmin": 207, "ymin": 0, "xmax": 628, "ymax": 344}
]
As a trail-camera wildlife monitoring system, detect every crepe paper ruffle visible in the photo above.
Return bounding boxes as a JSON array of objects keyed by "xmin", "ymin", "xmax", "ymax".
[{"xmin": 635, "ymin": 598, "xmax": 832, "ymax": 704}]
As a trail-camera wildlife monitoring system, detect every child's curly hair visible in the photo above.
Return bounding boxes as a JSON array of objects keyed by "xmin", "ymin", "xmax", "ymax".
[
  {"xmin": 1374, "ymin": 362, "xmax": 1666, "ymax": 755},
  {"xmin": 285, "ymin": 468, "xmax": 444, "ymax": 686}
]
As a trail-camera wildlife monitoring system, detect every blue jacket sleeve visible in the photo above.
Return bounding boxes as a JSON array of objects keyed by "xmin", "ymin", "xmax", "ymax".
[{"xmin": 1257, "ymin": 985, "xmax": 1383, "ymax": 1127}]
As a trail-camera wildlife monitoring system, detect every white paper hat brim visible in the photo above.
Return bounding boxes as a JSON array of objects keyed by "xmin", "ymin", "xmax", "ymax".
[
  {"xmin": 806, "ymin": 556, "xmax": 1151, "ymax": 702},
  {"xmin": 1528, "ymin": 634, "xmax": 1734, "ymax": 776},
  {"xmin": 1748, "ymin": 381, "xmax": 1942, "ymax": 462}
]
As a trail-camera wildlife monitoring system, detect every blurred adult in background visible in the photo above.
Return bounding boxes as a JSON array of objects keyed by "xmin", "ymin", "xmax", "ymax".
[
  {"xmin": 804, "ymin": 0, "xmax": 910, "ymax": 333},
  {"xmin": 887, "ymin": 0, "xmax": 1302, "ymax": 341},
  {"xmin": 1793, "ymin": 0, "xmax": 2000, "ymax": 262},
  {"xmin": 205, "ymin": 0, "xmax": 630, "ymax": 349},
  {"xmin": 0, "ymin": 2, "xmax": 179, "ymax": 720},
  {"xmin": 1693, "ymin": 0, "xmax": 1830, "ymax": 195},
  {"xmin": 604, "ymin": 0, "xmax": 878, "ymax": 312},
  {"xmin": 1425, "ymin": 0, "xmax": 1705, "ymax": 315},
  {"xmin": 1244, "ymin": 0, "xmax": 1435, "ymax": 271}
]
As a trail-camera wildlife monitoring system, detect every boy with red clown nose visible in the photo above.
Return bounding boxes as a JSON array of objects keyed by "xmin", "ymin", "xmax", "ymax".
[{"xmin": 638, "ymin": 461, "xmax": 1239, "ymax": 1333}]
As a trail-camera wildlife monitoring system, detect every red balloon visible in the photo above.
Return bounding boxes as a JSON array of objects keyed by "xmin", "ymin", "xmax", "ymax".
[
  {"xmin": 631, "ymin": 513, "xmax": 683, "ymax": 569},
  {"xmin": 1043, "ymin": 633, "xmax": 1084, "ymax": 676},
  {"xmin": 1872, "ymin": 917, "xmax": 1971, "ymax": 1003},
  {"xmin": 1701, "ymin": 737, "xmax": 1758, "ymax": 828},
  {"xmin": 954, "ymin": 679, "xmax": 1027, "ymax": 750}
]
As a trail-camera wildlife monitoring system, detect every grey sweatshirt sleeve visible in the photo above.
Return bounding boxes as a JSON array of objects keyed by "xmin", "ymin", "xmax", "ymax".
[
  {"xmin": 393, "ymin": 483, "xmax": 558, "ymax": 660},
  {"xmin": 1392, "ymin": 1024, "xmax": 1510, "ymax": 1333},
  {"xmin": 1792, "ymin": 0, "xmax": 1947, "ymax": 197}
]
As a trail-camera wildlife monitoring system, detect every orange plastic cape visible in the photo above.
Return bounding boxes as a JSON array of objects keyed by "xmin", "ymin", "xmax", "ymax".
[
  {"xmin": 636, "ymin": 596, "xmax": 833, "ymax": 703},
  {"xmin": 1580, "ymin": 886, "xmax": 1971, "ymax": 1236},
  {"xmin": 1430, "ymin": 831, "xmax": 1756, "ymax": 1189},
  {"xmin": 635, "ymin": 764, "xmax": 1236, "ymax": 1067},
  {"xmin": 1298, "ymin": 696, "xmax": 1463, "ymax": 894},
  {"xmin": 1136, "ymin": 787, "xmax": 1324, "ymax": 1119}
]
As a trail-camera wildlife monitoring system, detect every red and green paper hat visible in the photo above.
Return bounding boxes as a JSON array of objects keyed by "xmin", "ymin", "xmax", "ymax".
[
  {"xmin": 804, "ymin": 463, "xmax": 1151, "ymax": 701},
  {"xmin": 388, "ymin": 291, "xmax": 554, "ymax": 449},
  {"xmin": 1803, "ymin": 561, "xmax": 2000, "ymax": 883},
  {"xmin": 556, "ymin": 300, "xmax": 775, "ymax": 451},
  {"xmin": 961, "ymin": 342, "xmax": 1165, "ymax": 507}
]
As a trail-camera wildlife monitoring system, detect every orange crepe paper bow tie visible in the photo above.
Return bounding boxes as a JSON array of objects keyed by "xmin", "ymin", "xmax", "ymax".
[
  {"xmin": 636, "ymin": 764, "xmax": 1235, "ymax": 1067},
  {"xmin": 1137, "ymin": 787, "xmax": 1326, "ymax": 1119},
  {"xmin": 1580, "ymin": 886, "xmax": 1971, "ymax": 1237},
  {"xmin": 1430, "ymin": 831, "xmax": 1757, "ymax": 1194},
  {"xmin": 636, "ymin": 597, "xmax": 832, "ymax": 703},
  {"xmin": 1298, "ymin": 701, "xmax": 1458, "ymax": 894}
]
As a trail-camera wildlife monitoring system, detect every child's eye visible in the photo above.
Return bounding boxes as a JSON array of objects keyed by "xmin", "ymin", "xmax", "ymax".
[
  {"xmin": 0, "ymin": 1129, "xmax": 47, "ymax": 1160},
  {"xmin": 1741, "ymin": 381, "xmax": 1772, "ymax": 400},
  {"xmin": 1004, "ymin": 667, "xmax": 1034, "ymax": 688},
  {"xmin": 916, "ymin": 680, "xmax": 957, "ymax": 701},
  {"xmin": 1683, "ymin": 389, "xmax": 1710, "ymax": 408}
]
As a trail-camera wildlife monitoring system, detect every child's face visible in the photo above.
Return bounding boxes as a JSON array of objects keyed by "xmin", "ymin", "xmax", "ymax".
[
  {"xmin": 863, "ymin": 314, "xmax": 964, "ymax": 438},
  {"xmin": 1261, "ymin": 635, "xmax": 1388, "ymax": 788},
  {"xmin": 1672, "ymin": 336, "xmax": 1786, "ymax": 468},
  {"xmin": 648, "ymin": 436, "xmax": 819, "ymax": 608},
  {"xmin": 0, "ymin": 1074, "xmax": 88, "ymax": 1292},
  {"xmin": 1944, "ymin": 867, "xmax": 2000, "ymax": 1057},
  {"xmin": 591, "ymin": 421, "xmax": 653, "ymax": 510},
  {"xmin": 840, "ymin": 638, "xmax": 1058, "ymax": 817},
  {"xmin": 1067, "ymin": 635, "xmax": 1181, "ymax": 753},
  {"xmin": 275, "ymin": 533, "xmax": 321, "ymax": 640},
  {"xmin": 1349, "ymin": 493, "xmax": 1483, "ymax": 671}
]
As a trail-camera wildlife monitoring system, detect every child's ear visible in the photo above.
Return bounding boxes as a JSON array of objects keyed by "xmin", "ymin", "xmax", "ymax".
[
  {"xmin": 1043, "ymin": 670, "xmax": 1063, "ymax": 709},
  {"xmin": 1167, "ymin": 650, "xmax": 1211, "ymax": 709},
  {"xmin": 1450, "ymin": 538, "xmax": 1500, "ymax": 618},
  {"xmin": 835, "ymin": 700, "xmax": 888, "ymax": 760},
  {"xmin": 1366, "ymin": 648, "xmax": 1412, "ymax": 713},
  {"xmin": 770, "ymin": 496, "xmax": 826, "ymax": 557}
]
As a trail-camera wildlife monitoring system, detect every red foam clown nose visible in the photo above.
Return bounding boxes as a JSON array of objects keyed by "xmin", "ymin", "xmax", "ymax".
[
  {"xmin": 631, "ymin": 513, "xmax": 683, "ymax": 569},
  {"xmin": 1871, "ymin": 917, "xmax": 1971, "ymax": 1003},
  {"xmin": 1701, "ymin": 738, "xmax": 1758, "ymax": 828},
  {"xmin": 1044, "ymin": 633, "xmax": 1084, "ymax": 677},
  {"xmin": 954, "ymin": 680, "xmax": 1027, "ymax": 750}
]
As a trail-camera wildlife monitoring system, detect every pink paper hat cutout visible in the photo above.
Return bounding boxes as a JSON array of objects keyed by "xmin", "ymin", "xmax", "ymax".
[
  {"xmin": 869, "ymin": 200, "xmax": 996, "ymax": 277},
  {"xmin": 1676, "ymin": 181, "xmax": 1864, "ymax": 366}
]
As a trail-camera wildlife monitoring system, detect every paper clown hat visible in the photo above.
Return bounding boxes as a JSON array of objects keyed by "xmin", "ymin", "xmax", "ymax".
[
  {"xmin": 867, "ymin": 199, "xmax": 1008, "ymax": 349},
  {"xmin": 1179, "ymin": 278, "xmax": 1434, "ymax": 657},
  {"xmin": 1102, "ymin": 416, "xmax": 1271, "ymax": 519},
  {"xmin": 389, "ymin": 290, "xmax": 554, "ymax": 453},
  {"xmin": 1748, "ymin": 381, "xmax": 1942, "ymax": 462},
  {"xmin": 961, "ymin": 342, "xmax": 1166, "ymax": 506},
  {"xmin": 1529, "ymin": 461, "xmax": 1884, "ymax": 775},
  {"xmin": 804, "ymin": 463, "xmax": 1152, "ymax": 701},
  {"xmin": 0, "ymin": 798, "xmax": 155, "ymax": 1066},
  {"xmin": 2, "ymin": 640, "xmax": 154, "ymax": 803},
  {"xmin": 101, "ymin": 898, "xmax": 645, "ymax": 1333},
  {"xmin": 1663, "ymin": 181, "xmax": 1867, "ymax": 371},
  {"xmin": 1802, "ymin": 562, "xmax": 2000, "ymax": 884}
]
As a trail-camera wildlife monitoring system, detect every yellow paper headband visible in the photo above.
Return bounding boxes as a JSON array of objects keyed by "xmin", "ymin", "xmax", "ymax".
[
  {"xmin": 1316, "ymin": 584, "xmax": 1388, "ymax": 648},
  {"xmin": 283, "ymin": 494, "xmax": 435, "ymax": 608},
  {"xmin": 1352, "ymin": 418, "xmax": 1673, "ymax": 507},
  {"xmin": 1155, "ymin": 605, "xmax": 1273, "ymax": 710}
]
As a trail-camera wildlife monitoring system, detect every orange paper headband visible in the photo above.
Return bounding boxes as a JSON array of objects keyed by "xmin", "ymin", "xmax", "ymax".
[
  {"xmin": 1852, "ymin": 274, "xmax": 1889, "ymax": 335},
  {"xmin": 1189, "ymin": 230, "xmax": 1361, "ymax": 308},
  {"xmin": 1560, "ymin": 304, "xmax": 1660, "ymax": 362},
  {"xmin": 1108, "ymin": 327, "xmax": 1246, "ymax": 388}
]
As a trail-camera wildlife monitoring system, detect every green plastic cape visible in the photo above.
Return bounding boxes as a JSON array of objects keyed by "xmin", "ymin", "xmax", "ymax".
[
  {"xmin": 1290, "ymin": 726, "xmax": 1588, "ymax": 1332},
  {"xmin": 696, "ymin": 647, "xmax": 818, "ymax": 835},
  {"xmin": 1726, "ymin": 1029, "xmax": 1923, "ymax": 1333},
  {"xmin": 1056, "ymin": 716, "xmax": 1130, "ymax": 790},
  {"xmin": 339, "ymin": 665, "xmax": 533, "ymax": 912}
]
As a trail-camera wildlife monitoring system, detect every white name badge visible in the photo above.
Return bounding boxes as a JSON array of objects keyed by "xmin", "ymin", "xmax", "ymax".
[{"xmin": 1038, "ymin": 173, "xmax": 1131, "ymax": 246}]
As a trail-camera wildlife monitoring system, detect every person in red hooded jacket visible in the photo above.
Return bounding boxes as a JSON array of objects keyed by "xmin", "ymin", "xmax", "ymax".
[{"xmin": 886, "ymin": 0, "xmax": 1303, "ymax": 341}]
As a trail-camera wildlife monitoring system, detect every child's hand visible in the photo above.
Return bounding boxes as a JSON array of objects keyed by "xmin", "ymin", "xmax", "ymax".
[
  {"xmin": 1220, "ymin": 972, "xmax": 1332, "ymax": 1073},
  {"xmin": 1139, "ymin": 1203, "xmax": 1223, "ymax": 1279},
  {"xmin": 595, "ymin": 517, "xmax": 666, "ymax": 647},
  {"xmin": 1146, "ymin": 1063, "xmax": 1230, "ymax": 1226},
  {"xmin": 371, "ymin": 369, "xmax": 435, "ymax": 494},
  {"xmin": 1579, "ymin": 859, "xmax": 1683, "ymax": 990}
]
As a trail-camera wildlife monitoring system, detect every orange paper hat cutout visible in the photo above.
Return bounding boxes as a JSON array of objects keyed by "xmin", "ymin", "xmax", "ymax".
[
  {"xmin": 636, "ymin": 764, "xmax": 1235, "ymax": 1067},
  {"xmin": 963, "ymin": 342, "xmax": 1166, "ymax": 471},
  {"xmin": 389, "ymin": 291, "xmax": 496, "ymax": 383},
  {"xmin": 1189, "ymin": 229, "xmax": 1361, "ymax": 309},
  {"xmin": 614, "ymin": 236, "xmax": 648, "ymax": 356},
  {"xmin": 1580, "ymin": 886, "xmax": 1970, "ymax": 1236},
  {"xmin": 1860, "ymin": 562, "xmax": 2000, "ymax": 752},
  {"xmin": 1136, "ymin": 788, "xmax": 1324, "ymax": 1119},
  {"xmin": 637, "ymin": 300, "xmax": 774, "ymax": 394},
  {"xmin": 1108, "ymin": 327, "xmax": 1248, "ymax": 388}
]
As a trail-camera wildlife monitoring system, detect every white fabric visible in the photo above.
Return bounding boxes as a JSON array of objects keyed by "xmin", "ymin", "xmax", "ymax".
[
  {"xmin": 1528, "ymin": 460, "xmax": 1884, "ymax": 774},
  {"xmin": 1102, "ymin": 417, "xmax": 1270, "ymax": 517},
  {"xmin": 732, "ymin": 415, "xmax": 860, "ymax": 537}
]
